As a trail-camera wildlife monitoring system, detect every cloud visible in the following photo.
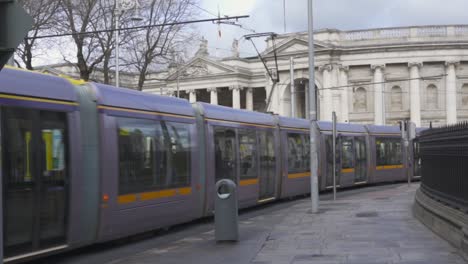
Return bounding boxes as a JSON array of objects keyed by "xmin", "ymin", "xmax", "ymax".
[{"xmin": 194, "ymin": 0, "xmax": 468, "ymax": 57}]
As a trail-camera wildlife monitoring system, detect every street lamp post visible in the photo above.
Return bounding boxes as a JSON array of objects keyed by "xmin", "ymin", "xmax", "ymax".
[{"xmin": 115, "ymin": 0, "xmax": 142, "ymax": 88}]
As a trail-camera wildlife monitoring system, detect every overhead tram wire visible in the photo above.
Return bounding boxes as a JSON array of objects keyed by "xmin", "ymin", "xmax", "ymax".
[
  {"xmin": 25, "ymin": 16, "xmax": 250, "ymax": 40},
  {"xmin": 188, "ymin": 2, "xmax": 256, "ymax": 33}
]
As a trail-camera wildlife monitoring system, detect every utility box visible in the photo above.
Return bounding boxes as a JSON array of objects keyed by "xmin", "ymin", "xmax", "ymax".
[{"xmin": 215, "ymin": 179, "xmax": 239, "ymax": 242}]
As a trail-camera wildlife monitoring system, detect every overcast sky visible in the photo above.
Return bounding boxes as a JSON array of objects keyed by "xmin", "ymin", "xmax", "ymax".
[{"xmin": 194, "ymin": 0, "xmax": 468, "ymax": 58}]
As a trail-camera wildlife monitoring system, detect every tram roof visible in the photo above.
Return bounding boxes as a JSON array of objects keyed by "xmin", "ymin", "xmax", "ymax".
[
  {"xmin": 278, "ymin": 116, "xmax": 309, "ymax": 129},
  {"xmin": 317, "ymin": 121, "xmax": 367, "ymax": 133},
  {"xmin": 197, "ymin": 102, "xmax": 276, "ymax": 126},
  {"xmin": 365, "ymin": 124, "xmax": 401, "ymax": 134},
  {"xmin": 91, "ymin": 83, "xmax": 195, "ymax": 117},
  {"xmin": 0, "ymin": 67, "xmax": 77, "ymax": 102}
]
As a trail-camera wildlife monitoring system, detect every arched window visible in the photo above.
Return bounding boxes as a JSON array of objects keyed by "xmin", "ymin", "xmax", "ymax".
[
  {"xmin": 353, "ymin": 87, "xmax": 367, "ymax": 112},
  {"xmin": 391, "ymin": 86, "xmax": 402, "ymax": 110},
  {"xmin": 462, "ymin": 84, "xmax": 468, "ymax": 108},
  {"xmin": 426, "ymin": 85, "xmax": 438, "ymax": 109}
]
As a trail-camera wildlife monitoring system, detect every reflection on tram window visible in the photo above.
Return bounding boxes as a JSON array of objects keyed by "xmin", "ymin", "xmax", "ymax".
[
  {"xmin": 117, "ymin": 117, "xmax": 192, "ymax": 195},
  {"xmin": 41, "ymin": 129, "xmax": 66, "ymax": 181},
  {"xmin": 161, "ymin": 122, "xmax": 192, "ymax": 188},
  {"xmin": 288, "ymin": 133, "xmax": 306, "ymax": 173},
  {"xmin": 214, "ymin": 127, "xmax": 237, "ymax": 182},
  {"xmin": 376, "ymin": 137, "xmax": 402, "ymax": 166},
  {"xmin": 259, "ymin": 131, "xmax": 276, "ymax": 172},
  {"xmin": 341, "ymin": 137, "xmax": 354, "ymax": 169},
  {"xmin": 238, "ymin": 129, "xmax": 257, "ymax": 179},
  {"xmin": 303, "ymin": 136, "xmax": 310, "ymax": 169}
]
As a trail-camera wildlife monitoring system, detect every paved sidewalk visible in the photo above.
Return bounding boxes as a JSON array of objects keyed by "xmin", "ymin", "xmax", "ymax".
[
  {"xmin": 48, "ymin": 184, "xmax": 466, "ymax": 264},
  {"xmin": 252, "ymin": 184, "xmax": 465, "ymax": 264}
]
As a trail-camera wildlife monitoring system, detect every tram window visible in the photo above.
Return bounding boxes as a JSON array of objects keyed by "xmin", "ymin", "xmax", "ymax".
[
  {"xmin": 303, "ymin": 135, "xmax": 310, "ymax": 169},
  {"xmin": 375, "ymin": 137, "xmax": 402, "ymax": 166},
  {"xmin": 259, "ymin": 131, "xmax": 276, "ymax": 165},
  {"xmin": 214, "ymin": 127, "xmax": 238, "ymax": 182},
  {"xmin": 117, "ymin": 117, "xmax": 157, "ymax": 195},
  {"xmin": 160, "ymin": 121, "xmax": 192, "ymax": 188},
  {"xmin": 341, "ymin": 137, "xmax": 354, "ymax": 169},
  {"xmin": 238, "ymin": 129, "xmax": 258, "ymax": 179},
  {"xmin": 41, "ymin": 112, "xmax": 67, "ymax": 183},
  {"xmin": 117, "ymin": 118, "xmax": 193, "ymax": 194},
  {"xmin": 288, "ymin": 133, "xmax": 304, "ymax": 173},
  {"xmin": 4, "ymin": 114, "xmax": 34, "ymax": 185}
]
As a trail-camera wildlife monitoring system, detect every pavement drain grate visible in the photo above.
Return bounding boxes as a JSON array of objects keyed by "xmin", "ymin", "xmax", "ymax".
[{"xmin": 355, "ymin": 211, "xmax": 379, "ymax": 218}]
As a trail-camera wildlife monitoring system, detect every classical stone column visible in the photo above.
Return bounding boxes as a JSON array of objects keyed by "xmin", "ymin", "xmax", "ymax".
[
  {"xmin": 339, "ymin": 65, "xmax": 350, "ymax": 122},
  {"xmin": 230, "ymin": 85, "xmax": 242, "ymax": 109},
  {"xmin": 372, "ymin": 64, "xmax": 385, "ymax": 125},
  {"xmin": 409, "ymin": 62, "xmax": 422, "ymax": 127},
  {"xmin": 445, "ymin": 61, "xmax": 459, "ymax": 124},
  {"xmin": 208, "ymin": 88, "xmax": 218, "ymax": 105},
  {"xmin": 319, "ymin": 64, "xmax": 333, "ymax": 121},
  {"xmin": 188, "ymin": 89, "xmax": 196, "ymax": 103},
  {"xmin": 246, "ymin": 87, "xmax": 254, "ymax": 111}
]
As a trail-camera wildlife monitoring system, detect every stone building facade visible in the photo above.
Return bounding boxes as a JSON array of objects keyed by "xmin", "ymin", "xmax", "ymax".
[
  {"xmin": 143, "ymin": 25, "xmax": 468, "ymax": 127},
  {"xmin": 42, "ymin": 25, "xmax": 468, "ymax": 126}
]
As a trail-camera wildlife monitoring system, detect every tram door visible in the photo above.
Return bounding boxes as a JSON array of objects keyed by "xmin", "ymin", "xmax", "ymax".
[
  {"xmin": 354, "ymin": 137, "xmax": 367, "ymax": 183},
  {"xmin": 2, "ymin": 108, "xmax": 68, "ymax": 258},
  {"xmin": 258, "ymin": 131, "xmax": 276, "ymax": 200}
]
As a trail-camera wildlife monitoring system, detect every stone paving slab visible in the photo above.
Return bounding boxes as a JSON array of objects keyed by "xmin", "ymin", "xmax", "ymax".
[{"xmin": 46, "ymin": 183, "xmax": 467, "ymax": 264}]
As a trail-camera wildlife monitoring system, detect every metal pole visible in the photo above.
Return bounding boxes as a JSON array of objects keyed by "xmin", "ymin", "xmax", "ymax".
[
  {"xmin": 290, "ymin": 57, "xmax": 296, "ymax": 118},
  {"xmin": 283, "ymin": 0, "xmax": 286, "ymax": 33},
  {"xmin": 176, "ymin": 62, "xmax": 180, "ymax": 98},
  {"xmin": 308, "ymin": 0, "xmax": 319, "ymax": 213},
  {"xmin": 382, "ymin": 85, "xmax": 385, "ymax": 125},
  {"xmin": 332, "ymin": 111, "xmax": 337, "ymax": 201},
  {"xmin": 406, "ymin": 120, "xmax": 411, "ymax": 187},
  {"xmin": 115, "ymin": 8, "xmax": 120, "ymax": 88}
]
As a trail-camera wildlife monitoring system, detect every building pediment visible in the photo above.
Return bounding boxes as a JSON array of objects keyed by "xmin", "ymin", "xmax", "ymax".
[
  {"xmin": 167, "ymin": 56, "xmax": 238, "ymax": 80},
  {"xmin": 263, "ymin": 37, "xmax": 331, "ymax": 56}
]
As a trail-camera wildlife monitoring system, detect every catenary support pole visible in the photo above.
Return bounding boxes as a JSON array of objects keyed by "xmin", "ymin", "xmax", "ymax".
[
  {"xmin": 290, "ymin": 57, "xmax": 296, "ymax": 118},
  {"xmin": 307, "ymin": 0, "xmax": 319, "ymax": 213},
  {"xmin": 332, "ymin": 111, "xmax": 337, "ymax": 201}
]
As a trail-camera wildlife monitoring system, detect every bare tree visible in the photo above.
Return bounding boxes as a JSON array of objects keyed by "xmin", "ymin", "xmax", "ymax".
[
  {"xmin": 60, "ymin": 0, "xmax": 115, "ymax": 81},
  {"xmin": 16, "ymin": 0, "xmax": 62, "ymax": 70},
  {"xmin": 123, "ymin": 0, "xmax": 198, "ymax": 90}
]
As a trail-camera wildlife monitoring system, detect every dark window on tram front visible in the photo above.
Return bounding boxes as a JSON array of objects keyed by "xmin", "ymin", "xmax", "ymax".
[
  {"xmin": 3, "ymin": 108, "xmax": 68, "ymax": 257},
  {"xmin": 288, "ymin": 133, "xmax": 306, "ymax": 173},
  {"xmin": 117, "ymin": 117, "xmax": 192, "ymax": 195},
  {"xmin": 375, "ymin": 137, "xmax": 402, "ymax": 166},
  {"xmin": 341, "ymin": 137, "xmax": 354, "ymax": 169},
  {"xmin": 214, "ymin": 127, "xmax": 237, "ymax": 182},
  {"xmin": 238, "ymin": 129, "xmax": 257, "ymax": 179}
]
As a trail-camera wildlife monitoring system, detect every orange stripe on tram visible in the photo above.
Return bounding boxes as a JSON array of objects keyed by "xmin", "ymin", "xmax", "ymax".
[
  {"xmin": 117, "ymin": 187, "xmax": 193, "ymax": 204},
  {"xmin": 239, "ymin": 179, "xmax": 259, "ymax": 186},
  {"xmin": 288, "ymin": 172, "xmax": 311, "ymax": 179}
]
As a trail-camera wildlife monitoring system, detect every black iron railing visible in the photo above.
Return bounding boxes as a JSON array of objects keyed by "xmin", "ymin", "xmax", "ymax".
[{"xmin": 419, "ymin": 122, "xmax": 468, "ymax": 211}]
